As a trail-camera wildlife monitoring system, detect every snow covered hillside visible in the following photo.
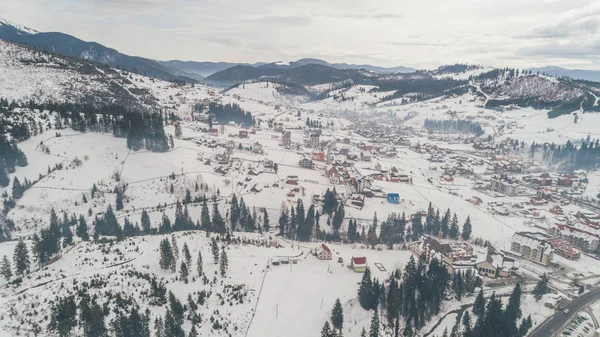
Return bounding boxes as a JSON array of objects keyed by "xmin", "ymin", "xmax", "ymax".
[{"xmin": 0, "ymin": 40, "xmax": 156, "ymax": 107}]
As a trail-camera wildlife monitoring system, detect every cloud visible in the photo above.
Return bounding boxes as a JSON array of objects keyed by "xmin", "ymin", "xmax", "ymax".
[
  {"xmin": 256, "ymin": 15, "xmax": 313, "ymax": 26},
  {"xmin": 518, "ymin": 40, "xmax": 600, "ymax": 58},
  {"xmin": 518, "ymin": 6, "xmax": 600, "ymax": 39},
  {"xmin": 385, "ymin": 41, "xmax": 448, "ymax": 47},
  {"xmin": 319, "ymin": 10, "xmax": 402, "ymax": 20}
]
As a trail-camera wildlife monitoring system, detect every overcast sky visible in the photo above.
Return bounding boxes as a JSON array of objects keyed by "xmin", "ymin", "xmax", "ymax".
[{"xmin": 2, "ymin": 0, "xmax": 600, "ymax": 70}]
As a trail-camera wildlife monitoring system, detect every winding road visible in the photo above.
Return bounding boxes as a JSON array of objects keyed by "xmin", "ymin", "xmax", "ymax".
[{"xmin": 528, "ymin": 288, "xmax": 600, "ymax": 337}]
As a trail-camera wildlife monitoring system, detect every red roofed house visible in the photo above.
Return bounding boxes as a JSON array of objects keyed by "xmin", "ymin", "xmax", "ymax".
[
  {"xmin": 209, "ymin": 128, "xmax": 219, "ymax": 136},
  {"xmin": 351, "ymin": 257, "xmax": 367, "ymax": 273},
  {"xmin": 312, "ymin": 151, "xmax": 325, "ymax": 162},
  {"xmin": 317, "ymin": 244, "xmax": 332, "ymax": 260},
  {"xmin": 327, "ymin": 166, "xmax": 341, "ymax": 184},
  {"xmin": 282, "ymin": 131, "xmax": 292, "ymax": 145}
]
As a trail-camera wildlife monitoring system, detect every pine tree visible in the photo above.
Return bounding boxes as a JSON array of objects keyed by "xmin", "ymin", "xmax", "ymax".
[
  {"xmin": 184, "ymin": 188, "xmax": 191, "ymax": 204},
  {"xmin": 180, "ymin": 261, "xmax": 188, "ymax": 281},
  {"xmin": 360, "ymin": 328, "xmax": 367, "ymax": 337},
  {"xmin": 358, "ymin": 267, "xmax": 373, "ymax": 310},
  {"xmin": 49, "ymin": 295, "xmax": 77, "ymax": 336},
  {"xmin": 188, "ymin": 325, "xmax": 198, "ymax": 337},
  {"xmin": 79, "ymin": 296, "xmax": 107, "ymax": 337},
  {"xmin": 449, "ymin": 213, "xmax": 460, "ymax": 239},
  {"xmin": 174, "ymin": 200, "xmax": 185, "ymax": 231},
  {"xmin": 278, "ymin": 208, "xmax": 289, "ymax": 236},
  {"xmin": 77, "ymin": 215, "xmax": 90, "ymax": 241},
  {"xmin": 168, "ymin": 291, "xmax": 185, "ymax": 325},
  {"xmin": 263, "ymin": 208, "xmax": 270, "ymax": 231},
  {"xmin": 160, "ymin": 213, "xmax": 172, "ymax": 233},
  {"xmin": 159, "ymin": 238, "xmax": 175, "ymax": 271},
  {"xmin": 141, "ymin": 210, "xmax": 151, "ymax": 234},
  {"xmin": 220, "ymin": 247, "xmax": 228, "ymax": 277},
  {"xmin": 1, "ymin": 255, "xmax": 12, "ymax": 281},
  {"xmin": 482, "ymin": 293, "xmax": 503, "ymax": 336},
  {"xmin": 0, "ymin": 160, "xmax": 9, "ymax": 187},
  {"xmin": 462, "ymin": 310, "xmax": 472, "ymax": 336},
  {"xmin": 369, "ymin": 310, "xmax": 379, "ymax": 337},
  {"xmin": 331, "ymin": 298, "xmax": 344, "ymax": 330},
  {"xmin": 62, "ymin": 212, "xmax": 73, "ymax": 246},
  {"xmin": 532, "ymin": 273, "xmax": 550, "ymax": 301},
  {"xmin": 212, "ymin": 203, "xmax": 226, "ymax": 233},
  {"xmin": 321, "ymin": 321, "xmax": 333, "ymax": 337},
  {"xmin": 461, "ymin": 216, "xmax": 472, "ymax": 240},
  {"xmin": 473, "ymin": 289, "xmax": 486, "ymax": 317},
  {"xmin": 115, "ymin": 186, "xmax": 124, "ymax": 211},
  {"xmin": 503, "ymin": 283, "xmax": 522, "ymax": 336},
  {"xmin": 196, "ymin": 251, "xmax": 203, "ymax": 277},
  {"xmin": 183, "ymin": 243, "xmax": 191, "ymax": 267},
  {"xmin": 13, "ymin": 238, "xmax": 30, "ymax": 276},
  {"xmin": 12, "ymin": 177, "xmax": 23, "ymax": 199},
  {"xmin": 441, "ymin": 209, "xmax": 450, "ymax": 238},
  {"xmin": 411, "ymin": 213, "xmax": 423, "ymax": 241},
  {"xmin": 332, "ymin": 204, "xmax": 345, "ymax": 234},
  {"xmin": 211, "ymin": 238, "xmax": 219, "ymax": 264},
  {"xmin": 154, "ymin": 316, "xmax": 165, "ymax": 337}
]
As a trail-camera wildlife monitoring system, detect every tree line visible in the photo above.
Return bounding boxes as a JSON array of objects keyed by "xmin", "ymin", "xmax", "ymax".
[
  {"xmin": 194, "ymin": 102, "xmax": 254, "ymax": 126},
  {"xmin": 424, "ymin": 119, "xmax": 484, "ymax": 137}
]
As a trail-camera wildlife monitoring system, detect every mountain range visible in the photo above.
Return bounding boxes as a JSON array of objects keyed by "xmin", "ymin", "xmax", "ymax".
[
  {"xmin": 528, "ymin": 66, "xmax": 600, "ymax": 83},
  {"xmin": 0, "ymin": 17, "xmax": 416, "ymax": 83}
]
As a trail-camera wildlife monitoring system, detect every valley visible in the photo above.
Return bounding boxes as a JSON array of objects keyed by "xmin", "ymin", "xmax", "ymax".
[{"xmin": 1, "ymin": 17, "xmax": 600, "ymax": 337}]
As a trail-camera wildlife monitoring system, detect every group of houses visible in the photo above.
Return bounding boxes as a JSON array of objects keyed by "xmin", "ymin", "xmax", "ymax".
[
  {"xmin": 407, "ymin": 236, "xmax": 519, "ymax": 279},
  {"xmin": 314, "ymin": 244, "xmax": 367, "ymax": 273}
]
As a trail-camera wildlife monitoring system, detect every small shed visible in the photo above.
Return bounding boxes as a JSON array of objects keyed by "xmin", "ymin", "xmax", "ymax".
[
  {"xmin": 387, "ymin": 193, "xmax": 400, "ymax": 204},
  {"xmin": 351, "ymin": 257, "xmax": 367, "ymax": 273}
]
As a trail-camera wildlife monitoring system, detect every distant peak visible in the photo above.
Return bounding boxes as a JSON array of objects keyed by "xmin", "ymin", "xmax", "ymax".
[{"xmin": 0, "ymin": 17, "xmax": 38, "ymax": 34}]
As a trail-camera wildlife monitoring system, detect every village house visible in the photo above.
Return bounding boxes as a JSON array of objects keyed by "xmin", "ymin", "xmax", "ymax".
[
  {"xmin": 253, "ymin": 142, "xmax": 264, "ymax": 154},
  {"xmin": 282, "ymin": 131, "xmax": 292, "ymax": 145},
  {"xmin": 312, "ymin": 151, "xmax": 325, "ymax": 162},
  {"xmin": 326, "ymin": 166, "xmax": 341, "ymax": 184},
  {"xmin": 545, "ymin": 237, "xmax": 581, "ymax": 260},
  {"xmin": 299, "ymin": 157, "xmax": 314, "ymax": 169},
  {"xmin": 533, "ymin": 173, "xmax": 553, "ymax": 186},
  {"xmin": 348, "ymin": 194, "xmax": 365, "ymax": 208},
  {"xmin": 286, "ymin": 175, "xmax": 298, "ymax": 185},
  {"xmin": 408, "ymin": 236, "xmax": 476, "ymax": 275},
  {"xmin": 208, "ymin": 128, "xmax": 219, "ymax": 137},
  {"xmin": 475, "ymin": 248, "xmax": 518, "ymax": 278},
  {"xmin": 316, "ymin": 244, "xmax": 332, "ymax": 260},
  {"xmin": 239, "ymin": 130, "xmax": 248, "ymax": 138},
  {"xmin": 509, "ymin": 232, "xmax": 554, "ymax": 266},
  {"xmin": 350, "ymin": 257, "xmax": 367, "ymax": 273},
  {"xmin": 309, "ymin": 134, "xmax": 320, "ymax": 148},
  {"xmin": 548, "ymin": 223, "xmax": 600, "ymax": 252}
]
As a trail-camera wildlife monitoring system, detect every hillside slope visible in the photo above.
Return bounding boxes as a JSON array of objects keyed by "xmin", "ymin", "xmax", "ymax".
[{"xmin": 0, "ymin": 40, "xmax": 159, "ymax": 108}]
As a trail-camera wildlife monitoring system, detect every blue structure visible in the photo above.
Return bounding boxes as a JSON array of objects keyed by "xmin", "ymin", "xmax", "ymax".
[{"xmin": 387, "ymin": 193, "xmax": 400, "ymax": 204}]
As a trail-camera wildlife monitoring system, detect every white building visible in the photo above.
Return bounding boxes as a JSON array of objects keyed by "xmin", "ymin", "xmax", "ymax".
[
  {"xmin": 491, "ymin": 175, "xmax": 520, "ymax": 196},
  {"xmin": 509, "ymin": 232, "xmax": 554, "ymax": 266}
]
